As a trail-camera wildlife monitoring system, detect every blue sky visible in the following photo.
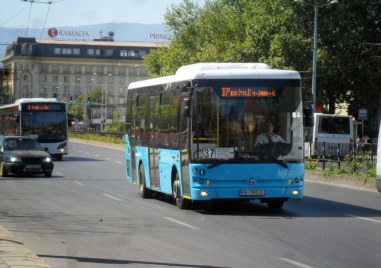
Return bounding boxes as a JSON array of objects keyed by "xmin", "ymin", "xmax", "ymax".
[{"xmin": 0, "ymin": 0, "xmax": 205, "ymax": 28}]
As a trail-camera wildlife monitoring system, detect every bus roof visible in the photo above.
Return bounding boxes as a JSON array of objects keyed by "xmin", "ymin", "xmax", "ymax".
[
  {"xmin": 128, "ymin": 63, "xmax": 301, "ymax": 89},
  {"xmin": 0, "ymin": 98, "xmax": 59, "ymax": 111}
]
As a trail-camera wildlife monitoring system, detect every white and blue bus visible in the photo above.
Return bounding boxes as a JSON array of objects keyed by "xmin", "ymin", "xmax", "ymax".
[
  {"xmin": 125, "ymin": 63, "xmax": 311, "ymax": 209},
  {"xmin": 0, "ymin": 98, "xmax": 68, "ymax": 160}
]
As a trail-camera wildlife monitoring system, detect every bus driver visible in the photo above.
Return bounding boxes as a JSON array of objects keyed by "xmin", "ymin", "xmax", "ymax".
[{"xmin": 255, "ymin": 121, "xmax": 285, "ymax": 145}]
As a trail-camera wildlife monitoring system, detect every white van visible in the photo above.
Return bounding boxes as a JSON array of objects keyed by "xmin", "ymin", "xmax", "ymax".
[{"xmin": 376, "ymin": 124, "xmax": 381, "ymax": 192}]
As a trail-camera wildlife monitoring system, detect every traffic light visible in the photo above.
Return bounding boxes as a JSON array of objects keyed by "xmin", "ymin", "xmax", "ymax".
[
  {"xmin": 87, "ymin": 97, "xmax": 91, "ymax": 106},
  {"xmin": 69, "ymin": 96, "xmax": 74, "ymax": 106}
]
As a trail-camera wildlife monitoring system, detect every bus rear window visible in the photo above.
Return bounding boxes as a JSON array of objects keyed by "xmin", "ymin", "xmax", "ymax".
[{"xmin": 319, "ymin": 117, "xmax": 350, "ymax": 134}]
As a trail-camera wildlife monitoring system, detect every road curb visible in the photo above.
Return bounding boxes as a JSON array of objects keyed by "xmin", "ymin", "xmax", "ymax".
[
  {"xmin": 305, "ymin": 170, "xmax": 376, "ymax": 190},
  {"xmin": 0, "ymin": 225, "xmax": 51, "ymax": 268}
]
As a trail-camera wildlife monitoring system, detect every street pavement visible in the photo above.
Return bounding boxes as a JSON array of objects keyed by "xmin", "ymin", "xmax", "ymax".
[
  {"xmin": 0, "ymin": 139, "xmax": 376, "ymax": 267},
  {"xmin": 0, "ymin": 225, "xmax": 51, "ymax": 268}
]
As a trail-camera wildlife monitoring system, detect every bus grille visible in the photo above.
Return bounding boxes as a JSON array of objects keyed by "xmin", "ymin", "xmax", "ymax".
[{"xmin": 126, "ymin": 159, "xmax": 132, "ymax": 178}]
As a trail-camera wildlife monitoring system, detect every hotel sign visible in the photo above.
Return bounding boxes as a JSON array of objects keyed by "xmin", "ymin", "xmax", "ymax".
[{"xmin": 48, "ymin": 27, "xmax": 90, "ymax": 38}]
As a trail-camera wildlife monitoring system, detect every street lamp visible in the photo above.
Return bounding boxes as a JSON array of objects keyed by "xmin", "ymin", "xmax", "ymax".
[{"xmin": 296, "ymin": 0, "xmax": 338, "ymax": 111}]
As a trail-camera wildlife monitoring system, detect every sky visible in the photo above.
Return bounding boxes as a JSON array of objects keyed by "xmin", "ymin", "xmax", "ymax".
[{"xmin": 0, "ymin": 0, "xmax": 205, "ymax": 29}]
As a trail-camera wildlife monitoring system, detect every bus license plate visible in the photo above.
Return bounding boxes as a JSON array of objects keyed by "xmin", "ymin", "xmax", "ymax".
[{"xmin": 240, "ymin": 189, "xmax": 265, "ymax": 196}]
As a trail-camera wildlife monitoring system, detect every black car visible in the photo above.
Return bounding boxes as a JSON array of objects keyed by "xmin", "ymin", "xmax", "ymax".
[{"xmin": 0, "ymin": 136, "xmax": 54, "ymax": 177}]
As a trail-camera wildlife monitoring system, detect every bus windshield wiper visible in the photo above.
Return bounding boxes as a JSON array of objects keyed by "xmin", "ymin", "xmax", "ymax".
[{"xmin": 260, "ymin": 152, "xmax": 288, "ymax": 169}]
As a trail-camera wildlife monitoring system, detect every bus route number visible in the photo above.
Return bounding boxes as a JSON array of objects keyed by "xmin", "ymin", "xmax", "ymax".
[{"xmin": 203, "ymin": 148, "xmax": 215, "ymax": 158}]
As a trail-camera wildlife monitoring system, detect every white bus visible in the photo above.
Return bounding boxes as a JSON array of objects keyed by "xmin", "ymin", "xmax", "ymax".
[
  {"xmin": 305, "ymin": 113, "xmax": 354, "ymax": 157},
  {"xmin": 0, "ymin": 98, "xmax": 68, "ymax": 160}
]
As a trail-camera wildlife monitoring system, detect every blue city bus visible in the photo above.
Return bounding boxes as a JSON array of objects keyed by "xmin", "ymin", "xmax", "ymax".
[{"xmin": 125, "ymin": 63, "xmax": 311, "ymax": 209}]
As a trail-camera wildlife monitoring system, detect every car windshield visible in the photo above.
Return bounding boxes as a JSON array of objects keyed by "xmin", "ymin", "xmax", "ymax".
[{"xmin": 3, "ymin": 138, "xmax": 43, "ymax": 151}]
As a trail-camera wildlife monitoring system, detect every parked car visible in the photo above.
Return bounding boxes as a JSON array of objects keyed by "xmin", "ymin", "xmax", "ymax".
[{"xmin": 0, "ymin": 136, "xmax": 54, "ymax": 177}]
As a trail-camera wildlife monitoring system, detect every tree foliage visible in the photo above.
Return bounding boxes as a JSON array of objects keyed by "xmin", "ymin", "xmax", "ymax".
[{"xmin": 144, "ymin": 0, "xmax": 381, "ymax": 135}]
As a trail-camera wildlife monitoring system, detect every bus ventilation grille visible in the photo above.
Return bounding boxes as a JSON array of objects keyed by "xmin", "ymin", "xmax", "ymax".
[{"xmin": 126, "ymin": 159, "xmax": 132, "ymax": 178}]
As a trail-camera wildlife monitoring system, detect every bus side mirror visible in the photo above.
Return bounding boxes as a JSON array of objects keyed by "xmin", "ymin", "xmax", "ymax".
[
  {"xmin": 183, "ymin": 99, "xmax": 193, "ymax": 117},
  {"xmin": 303, "ymin": 108, "xmax": 314, "ymax": 127}
]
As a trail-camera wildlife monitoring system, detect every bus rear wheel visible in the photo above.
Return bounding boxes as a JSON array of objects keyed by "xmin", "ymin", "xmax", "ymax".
[
  {"xmin": 139, "ymin": 164, "xmax": 152, "ymax": 198},
  {"xmin": 172, "ymin": 173, "xmax": 191, "ymax": 210}
]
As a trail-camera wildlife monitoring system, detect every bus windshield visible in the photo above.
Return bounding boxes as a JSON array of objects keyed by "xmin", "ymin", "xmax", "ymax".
[
  {"xmin": 191, "ymin": 80, "xmax": 303, "ymax": 163},
  {"xmin": 21, "ymin": 111, "xmax": 67, "ymax": 143}
]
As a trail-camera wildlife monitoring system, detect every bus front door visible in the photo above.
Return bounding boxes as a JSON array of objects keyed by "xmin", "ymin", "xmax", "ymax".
[{"xmin": 149, "ymin": 95, "xmax": 160, "ymax": 190}]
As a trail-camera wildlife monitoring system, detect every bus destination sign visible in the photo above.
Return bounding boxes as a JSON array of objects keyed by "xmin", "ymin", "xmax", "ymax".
[
  {"xmin": 221, "ymin": 87, "xmax": 277, "ymax": 98},
  {"xmin": 22, "ymin": 103, "xmax": 64, "ymax": 112}
]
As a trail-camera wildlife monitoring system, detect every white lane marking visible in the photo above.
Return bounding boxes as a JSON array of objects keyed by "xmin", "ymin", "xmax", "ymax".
[
  {"xmin": 73, "ymin": 180, "xmax": 84, "ymax": 186},
  {"xmin": 164, "ymin": 217, "xmax": 199, "ymax": 230},
  {"xmin": 347, "ymin": 214, "xmax": 381, "ymax": 225},
  {"xmin": 54, "ymin": 171, "xmax": 63, "ymax": 176},
  {"xmin": 103, "ymin": 193, "xmax": 122, "ymax": 202},
  {"xmin": 115, "ymin": 161, "xmax": 122, "ymax": 165},
  {"xmin": 278, "ymin": 258, "xmax": 315, "ymax": 268},
  {"xmin": 105, "ymin": 157, "xmax": 111, "ymax": 161}
]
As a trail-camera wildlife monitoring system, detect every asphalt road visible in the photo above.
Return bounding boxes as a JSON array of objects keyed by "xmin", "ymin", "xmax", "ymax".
[{"xmin": 0, "ymin": 140, "xmax": 380, "ymax": 268}]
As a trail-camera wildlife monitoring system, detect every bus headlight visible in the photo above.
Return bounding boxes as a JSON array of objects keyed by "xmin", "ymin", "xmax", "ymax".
[
  {"xmin": 292, "ymin": 190, "xmax": 299, "ymax": 196},
  {"xmin": 200, "ymin": 191, "xmax": 208, "ymax": 197}
]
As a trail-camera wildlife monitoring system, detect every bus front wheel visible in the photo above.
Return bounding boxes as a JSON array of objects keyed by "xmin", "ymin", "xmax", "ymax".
[
  {"xmin": 172, "ymin": 173, "xmax": 191, "ymax": 210},
  {"xmin": 139, "ymin": 164, "xmax": 152, "ymax": 198}
]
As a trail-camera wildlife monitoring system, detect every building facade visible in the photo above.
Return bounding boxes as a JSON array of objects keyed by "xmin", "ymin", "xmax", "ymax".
[{"xmin": 0, "ymin": 36, "xmax": 157, "ymax": 107}]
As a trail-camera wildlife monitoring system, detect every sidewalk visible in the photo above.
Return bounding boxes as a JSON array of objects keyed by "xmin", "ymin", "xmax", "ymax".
[{"xmin": 0, "ymin": 225, "xmax": 51, "ymax": 268}]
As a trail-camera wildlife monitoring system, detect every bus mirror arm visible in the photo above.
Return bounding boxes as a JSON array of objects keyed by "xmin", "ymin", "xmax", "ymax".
[
  {"xmin": 183, "ymin": 99, "xmax": 193, "ymax": 117},
  {"xmin": 303, "ymin": 108, "xmax": 314, "ymax": 127}
]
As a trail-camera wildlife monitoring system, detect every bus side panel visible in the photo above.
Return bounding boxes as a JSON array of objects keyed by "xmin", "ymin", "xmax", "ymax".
[
  {"xmin": 158, "ymin": 149, "xmax": 181, "ymax": 195},
  {"xmin": 188, "ymin": 163, "xmax": 304, "ymax": 201},
  {"xmin": 135, "ymin": 146, "xmax": 150, "ymax": 188},
  {"xmin": 125, "ymin": 134, "xmax": 135, "ymax": 184}
]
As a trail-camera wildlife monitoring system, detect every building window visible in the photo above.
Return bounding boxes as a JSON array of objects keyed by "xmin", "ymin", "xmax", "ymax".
[
  {"xmin": 63, "ymin": 76, "xmax": 70, "ymax": 83},
  {"xmin": 74, "ymin": 86, "xmax": 81, "ymax": 94},
  {"xmin": 73, "ymin": 48, "xmax": 80, "ymax": 55},
  {"xmin": 139, "ymin": 50, "xmax": 146, "ymax": 58},
  {"xmin": 120, "ymin": 50, "xmax": 128, "ymax": 57},
  {"xmin": 23, "ymin": 75, "xmax": 29, "ymax": 82},
  {"xmin": 86, "ymin": 76, "xmax": 93, "ymax": 83},
  {"xmin": 118, "ymin": 66, "xmax": 126, "ymax": 75},
  {"xmin": 85, "ymin": 66, "xmax": 93, "ymax": 74},
  {"xmin": 40, "ymin": 64, "xmax": 48, "ymax": 73},
  {"xmin": 74, "ymin": 66, "xmax": 82, "ymax": 74},
  {"xmin": 21, "ymin": 43, "xmax": 32, "ymax": 55},
  {"xmin": 119, "ymin": 77, "xmax": 126, "ymax": 84},
  {"xmin": 52, "ymin": 65, "xmax": 59, "ymax": 73},
  {"xmin": 108, "ymin": 86, "xmax": 113, "ymax": 94},
  {"xmin": 53, "ymin": 75, "xmax": 58, "ymax": 82},
  {"xmin": 54, "ymin": 48, "xmax": 61, "ymax": 55},
  {"xmin": 97, "ymin": 76, "xmax": 103, "ymax": 84},
  {"xmin": 87, "ymin": 49, "xmax": 94, "ymax": 56},
  {"xmin": 63, "ymin": 65, "xmax": 70, "ymax": 73},
  {"xmin": 128, "ymin": 50, "xmax": 137, "ymax": 57},
  {"xmin": 62, "ymin": 48, "xmax": 72, "ymax": 55},
  {"xmin": 107, "ymin": 75, "xmax": 114, "ymax": 84},
  {"xmin": 75, "ymin": 76, "xmax": 81, "ymax": 83},
  {"xmin": 96, "ymin": 66, "xmax": 104, "ymax": 74},
  {"xmin": 107, "ymin": 66, "xmax": 114, "ymax": 75},
  {"xmin": 41, "ymin": 75, "xmax": 48, "ymax": 82},
  {"xmin": 63, "ymin": 85, "xmax": 69, "ymax": 94},
  {"xmin": 105, "ymin": 49, "xmax": 113, "ymax": 56}
]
